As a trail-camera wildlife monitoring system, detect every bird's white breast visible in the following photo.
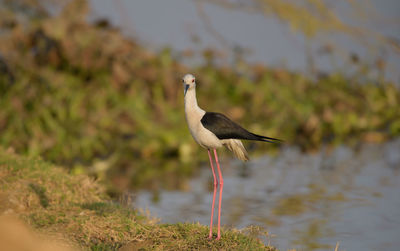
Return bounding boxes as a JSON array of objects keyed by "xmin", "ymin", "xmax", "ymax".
[{"xmin": 185, "ymin": 106, "xmax": 222, "ymax": 149}]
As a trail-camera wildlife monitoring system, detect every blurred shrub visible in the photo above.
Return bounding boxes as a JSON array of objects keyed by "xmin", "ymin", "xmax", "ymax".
[{"xmin": 0, "ymin": 0, "xmax": 399, "ymax": 191}]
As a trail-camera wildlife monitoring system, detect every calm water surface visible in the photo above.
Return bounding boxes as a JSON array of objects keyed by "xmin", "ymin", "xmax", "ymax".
[{"xmin": 133, "ymin": 139, "xmax": 400, "ymax": 251}]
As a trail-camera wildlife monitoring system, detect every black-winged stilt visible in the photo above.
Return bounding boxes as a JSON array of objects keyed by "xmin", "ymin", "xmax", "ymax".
[{"xmin": 182, "ymin": 73, "xmax": 281, "ymax": 240}]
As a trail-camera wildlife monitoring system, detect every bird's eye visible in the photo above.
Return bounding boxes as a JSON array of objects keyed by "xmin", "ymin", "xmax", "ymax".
[
  {"xmin": 182, "ymin": 79, "xmax": 185, "ymax": 83},
  {"xmin": 192, "ymin": 79, "xmax": 195, "ymax": 83}
]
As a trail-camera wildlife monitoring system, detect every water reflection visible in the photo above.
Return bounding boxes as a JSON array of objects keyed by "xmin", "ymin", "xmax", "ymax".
[{"xmin": 133, "ymin": 139, "xmax": 400, "ymax": 250}]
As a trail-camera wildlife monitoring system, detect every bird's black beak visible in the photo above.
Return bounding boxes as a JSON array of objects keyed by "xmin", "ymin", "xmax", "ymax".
[{"xmin": 184, "ymin": 84, "xmax": 189, "ymax": 96}]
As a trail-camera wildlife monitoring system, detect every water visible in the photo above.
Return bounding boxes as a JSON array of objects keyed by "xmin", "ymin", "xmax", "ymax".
[
  {"xmin": 133, "ymin": 139, "xmax": 400, "ymax": 251},
  {"xmin": 90, "ymin": 0, "xmax": 400, "ymax": 82}
]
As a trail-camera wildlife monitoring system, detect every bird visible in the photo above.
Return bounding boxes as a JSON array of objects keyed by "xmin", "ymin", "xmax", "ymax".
[{"xmin": 182, "ymin": 73, "xmax": 281, "ymax": 240}]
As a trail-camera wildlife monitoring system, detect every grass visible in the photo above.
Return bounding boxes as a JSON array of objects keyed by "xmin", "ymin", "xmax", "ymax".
[{"xmin": 0, "ymin": 148, "xmax": 276, "ymax": 250}]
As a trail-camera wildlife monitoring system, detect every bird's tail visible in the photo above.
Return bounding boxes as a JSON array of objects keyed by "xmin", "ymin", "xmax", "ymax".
[
  {"xmin": 223, "ymin": 139, "xmax": 249, "ymax": 162},
  {"xmin": 251, "ymin": 133, "xmax": 282, "ymax": 143}
]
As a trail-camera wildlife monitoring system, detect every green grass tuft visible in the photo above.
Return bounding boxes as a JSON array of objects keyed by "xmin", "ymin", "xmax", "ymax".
[{"xmin": 29, "ymin": 183, "xmax": 49, "ymax": 208}]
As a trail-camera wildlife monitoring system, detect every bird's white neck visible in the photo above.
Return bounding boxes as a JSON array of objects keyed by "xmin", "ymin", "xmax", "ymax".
[{"xmin": 184, "ymin": 87, "xmax": 205, "ymax": 117}]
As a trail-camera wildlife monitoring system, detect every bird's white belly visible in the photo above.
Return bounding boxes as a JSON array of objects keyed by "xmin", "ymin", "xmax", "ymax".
[
  {"xmin": 184, "ymin": 102, "xmax": 222, "ymax": 149},
  {"xmin": 189, "ymin": 123, "xmax": 222, "ymax": 149}
]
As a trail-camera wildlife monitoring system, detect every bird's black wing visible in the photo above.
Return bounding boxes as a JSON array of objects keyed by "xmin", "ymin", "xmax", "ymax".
[{"xmin": 200, "ymin": 112, "xmax": 281, "ymax": 143}]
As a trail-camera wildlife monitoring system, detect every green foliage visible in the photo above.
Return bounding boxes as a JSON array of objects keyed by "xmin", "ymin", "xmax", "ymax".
[{"xmin": 0, "ymin": 0, "xmax": 399, "ymax": 191}]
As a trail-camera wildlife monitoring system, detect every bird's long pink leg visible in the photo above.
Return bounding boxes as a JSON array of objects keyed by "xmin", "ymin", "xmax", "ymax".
[
  {"xmin": 213, "ymin": 149, "xmax": 223, "ymax": 240},
  {"xmin": 207, "ymin": 149, "xmax": 218, "ymax": 239}
]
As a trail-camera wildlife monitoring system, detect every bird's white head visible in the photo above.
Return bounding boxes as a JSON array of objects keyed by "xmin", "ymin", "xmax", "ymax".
[{"xmin": 182, "ymin": 74, "xmax": 196, "ymax": 97}]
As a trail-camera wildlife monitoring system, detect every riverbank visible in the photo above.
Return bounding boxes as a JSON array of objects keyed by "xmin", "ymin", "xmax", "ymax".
[{"xmin": 0, "ymin": 148, "xmax": 276, "ymax": 250}]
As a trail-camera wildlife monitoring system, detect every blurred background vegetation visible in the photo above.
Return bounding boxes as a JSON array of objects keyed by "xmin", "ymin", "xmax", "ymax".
[{"xmin": 0, "ymin": 0, "xmax": 399, "ymax": 194}]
